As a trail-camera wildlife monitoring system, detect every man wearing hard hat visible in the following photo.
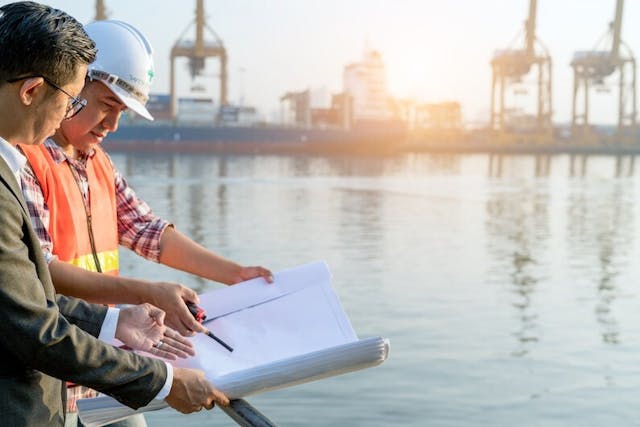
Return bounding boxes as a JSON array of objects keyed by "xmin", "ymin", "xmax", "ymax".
[
  {"xmin": 0, "ymin": 3, "xmax": 230, "ymax": 426},
  {"xmin": 18, "ymin": 19, "xmax": 271, "ymax": 427}
]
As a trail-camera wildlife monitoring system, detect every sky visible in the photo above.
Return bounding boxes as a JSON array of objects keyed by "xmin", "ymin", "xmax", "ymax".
[{"xmin": 5, "ymin": 0, "xmax": 640, "ymax": 125}]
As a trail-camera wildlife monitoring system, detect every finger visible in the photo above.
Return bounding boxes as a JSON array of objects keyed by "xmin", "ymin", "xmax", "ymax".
[
  {"xmin": 156, "ymin": 342, "xmax": 191, "ymax": 359},
  {"xmin": 212, "ymin": 389, "xmax": 230, "ymax": 407},
  {"xmin": 168, "ymin": 314, "xmax": 193, "ymax": 337},
  {"xmin": 184, "ymin": 404, "xmax": 203, "ymax": 414},
  {"xmin": 181, "ymin": 287, "xmax": 200, "ymax": 305},
  {"xmin": 149, "ymin": 339, "xmax": 192, "ymax": 360},
  {"xmin": 173, "ymin": 323, "xmax": 191, "ymax": 337},
  {"xmin": 160, "ymin": 336, "xmax": 195, "ymax": 358},
  {"xmin": 248, "ymin": 266, "xmax": 273, "ymax": 283},
  {"xmin": 163, "ymin": 313, "xmax": 183, "ymax": 333},
  {"xmin": 149, "ymin": 306, "xmax": 166, "ymax": 327},
  {"xmin": 169, "ymin": 310, "xmax": 198, "ymax": 337},
  {"xmin": 150, "ymin": 347, "xmax": 177, "ymax": 360},
  {"xmin": 204, "ymin": 397, "xmax": 216, "ymax": 410},
  {"xmin": 165, "ymin": 328, "xmax": 196, "ymax": 353},
  {"xmin": 177, "ymin": 302, "xmax": 206, "ymax": 335},
  {"xmin": 191, "ymin": 322, "xmax": 208, "ymax": 334},
  {"xmin": 260, "ymin": 267, "xmax": 274, "ymax": 283}
]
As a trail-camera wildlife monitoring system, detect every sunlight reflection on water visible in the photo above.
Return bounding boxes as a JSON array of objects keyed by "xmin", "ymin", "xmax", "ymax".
[{"xmin": 109, "ymin": 151, "xmax": 640, "ymax": 426}]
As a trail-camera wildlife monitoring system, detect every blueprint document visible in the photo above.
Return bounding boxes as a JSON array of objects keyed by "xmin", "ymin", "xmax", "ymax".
[{"xmin": 78, "ymin": 261, "xmax": 390, "ymax": 426}]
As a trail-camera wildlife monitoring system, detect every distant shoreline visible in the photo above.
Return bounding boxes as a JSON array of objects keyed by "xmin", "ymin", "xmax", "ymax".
[{"xmin": 103, "ymin": 138, "xmax": 640, "ymax": 157}]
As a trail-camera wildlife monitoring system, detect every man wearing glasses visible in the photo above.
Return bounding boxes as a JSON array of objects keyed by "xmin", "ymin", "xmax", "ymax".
[
  {"xmin": 7, "ymin": 74, "xmax": 88, "ymax": 119},
  {"xmin": 0, "ymin": 2, "xmax": 229, "ymax": 426},
  {"xmin": 19, "ymin": 19, "xmax": 274, "ymax": 426},
  {"xmin": 19, "ymin": 19, "xmax": 273, "ymax": 339}
]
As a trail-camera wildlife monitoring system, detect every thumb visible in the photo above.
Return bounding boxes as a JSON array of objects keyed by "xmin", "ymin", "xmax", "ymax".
[
  {"xmin": 194, "ymin": 322, "xmax": 208, "ymax": 334},
  {"xmin": 182, "ymin": 286, "xmax": 200, "ymax": 305},
  {"xmin": 150, "ymin": 306, "xmax": 166, "ymax": 326}
]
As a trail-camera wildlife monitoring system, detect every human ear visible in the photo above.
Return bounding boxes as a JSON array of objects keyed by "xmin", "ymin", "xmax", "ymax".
[{"xmin": 18, "ymin": 77, "xmax": 45, "ymax": 106}]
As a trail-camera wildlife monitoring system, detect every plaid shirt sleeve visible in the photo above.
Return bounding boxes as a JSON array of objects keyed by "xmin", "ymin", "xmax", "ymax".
[
  {"xmin": 110, "ymin": 156, "xmax": 171, "ymax": 262},
  {"xmin": 19, "ymin": 161, "xmax": 56, "ymax": 263}
]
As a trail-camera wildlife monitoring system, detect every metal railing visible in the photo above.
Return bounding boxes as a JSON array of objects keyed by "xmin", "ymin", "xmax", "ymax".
[{"xmin": 221, "ymin": 399, "xmax": 278, "ymax": 427}]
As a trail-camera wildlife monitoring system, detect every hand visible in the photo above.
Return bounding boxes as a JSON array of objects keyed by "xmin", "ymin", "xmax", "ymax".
[
  {"xmin": 143, "ymin": 281, "xmax": 207, "ymax": 337},
  {"xmin": 229, "ymin": 265, "xmax": 274, "ymax": 285},
  {"xmin": 116, "ymin": 304, "xmax": 195, "ymax": 360},
  {"xmin": 165, "ymin": 367, "xmax": 229, "ymax": 413},
  {"xmin": 148, "ymin": 326, "xmax": 196, "ymax": 360}
]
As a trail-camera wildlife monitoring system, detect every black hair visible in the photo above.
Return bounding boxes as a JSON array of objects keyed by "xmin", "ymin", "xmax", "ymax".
[{"xmin": 0, "ymin": 1, "xmax": 96, "ymax": 85}]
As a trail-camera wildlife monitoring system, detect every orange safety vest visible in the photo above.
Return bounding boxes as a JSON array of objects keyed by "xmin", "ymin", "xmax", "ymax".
[{"xmin": 20, "ymin": 144, "xmax": 119, "ymax": 275}]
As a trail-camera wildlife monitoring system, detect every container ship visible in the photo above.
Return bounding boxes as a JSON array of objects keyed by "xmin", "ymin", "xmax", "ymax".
[{"xmin": 104, "ymin": 120, "xmax": 409, "ymax": 156}]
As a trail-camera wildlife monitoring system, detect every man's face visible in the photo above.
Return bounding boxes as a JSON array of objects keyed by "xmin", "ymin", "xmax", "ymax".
[
  {"xmin": 57, "ymin": 80, "xmax": 126, "ymax": 152},
  {"xmin": 28, "ymin": 65, "xmax": 88, "ymax": 146}
]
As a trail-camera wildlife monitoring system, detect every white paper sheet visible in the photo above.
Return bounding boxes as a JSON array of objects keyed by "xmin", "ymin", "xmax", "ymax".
[
  {"xmin": 175, "ymin": 261, "xmax": 357, "ymax": 376},
  {"xmin": 78, "ymin": 261, "xmax": 389, "ymax": 427}
]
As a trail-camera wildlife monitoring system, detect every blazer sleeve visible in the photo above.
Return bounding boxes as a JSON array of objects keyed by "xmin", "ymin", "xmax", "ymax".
[
  {"xmin": 56, "ymin": 294, "xmax": 108, "ymax": 337},
  {"xmin": 0, "ymin": 185, "xmax": 167, "ymax": 410}
]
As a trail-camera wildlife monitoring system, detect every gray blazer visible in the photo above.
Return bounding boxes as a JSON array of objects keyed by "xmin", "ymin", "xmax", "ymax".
[{"xmin": 0, "ymin": 156, "xmax": 167, "ymax": 426}]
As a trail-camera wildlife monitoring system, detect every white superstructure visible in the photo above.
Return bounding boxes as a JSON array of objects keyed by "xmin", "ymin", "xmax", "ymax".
[{"xmin": 343, "ymin": 49, "xmax": 391, "ymax": 121}]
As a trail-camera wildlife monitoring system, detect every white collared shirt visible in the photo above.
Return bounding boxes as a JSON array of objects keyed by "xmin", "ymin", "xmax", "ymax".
[{"xmin": 0, "ymin": 135, "xmax": 26, "ymax": 183}]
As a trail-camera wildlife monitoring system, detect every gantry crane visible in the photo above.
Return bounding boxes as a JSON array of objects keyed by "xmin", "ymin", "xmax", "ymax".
[
  {"xmin": 169, "ymin": 0, "xmax": 228, "ymax": 119},
  {"xmin": 570, "ymin": 0, "xmax": 636, "ymax": 144},
  {"xmin": 490, "ymin": 0, "xmax": 552, "ymax": 142}
]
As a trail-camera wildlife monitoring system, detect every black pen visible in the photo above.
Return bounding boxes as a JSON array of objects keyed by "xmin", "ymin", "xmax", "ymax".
[
  {"xmin": 186, "ymin": 302, "xmax": 234, "ymax": 352},
  {"xmin": 204, "ymin": 329, "xmax": 234, "ymax": 352}
]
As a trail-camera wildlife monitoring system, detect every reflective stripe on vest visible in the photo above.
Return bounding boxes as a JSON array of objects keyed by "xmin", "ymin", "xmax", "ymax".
[
  {"xmin": 20, "ymin": 143, "xmax": 120, "ymax": 276},
  {"xmin": 69, "ymin": 249, "xmax": 119, "ymax": 273}
]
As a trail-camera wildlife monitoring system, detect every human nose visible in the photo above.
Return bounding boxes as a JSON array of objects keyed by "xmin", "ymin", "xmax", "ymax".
[{"xmin": 102, "ymin": 109, "xmax": 121, "ymax": 132}]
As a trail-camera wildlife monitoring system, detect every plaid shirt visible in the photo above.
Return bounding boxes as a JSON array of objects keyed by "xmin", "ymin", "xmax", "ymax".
[
  {"xmin": 65, "ymin": 384, "xmax": 98, "ymax": 413},
  {"xmin": 19, "ymin": 138, "xmax": 170, "ymax": 264},
  {"xmin": 19, "ymin": 138, "xmax": 171, "ymax": 412}
]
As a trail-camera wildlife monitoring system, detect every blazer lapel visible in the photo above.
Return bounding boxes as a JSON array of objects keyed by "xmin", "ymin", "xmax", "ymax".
[{"xmin": 0, "ymin": 155, "xmax": 29, "ymax": 215}]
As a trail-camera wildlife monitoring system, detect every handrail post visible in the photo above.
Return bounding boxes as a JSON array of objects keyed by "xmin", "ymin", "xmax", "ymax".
[{"xmin": 220, "ymin": 399, "xmax": 278, "ymax": 427}]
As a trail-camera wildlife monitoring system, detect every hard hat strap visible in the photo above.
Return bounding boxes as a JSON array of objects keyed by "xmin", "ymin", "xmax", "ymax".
[{"xmin": 88, "ymin": 69, "xmax": 148, "ymax": 104}]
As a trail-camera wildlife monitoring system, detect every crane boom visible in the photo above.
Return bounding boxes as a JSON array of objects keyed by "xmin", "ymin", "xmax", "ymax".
[
  {"xmin": 195, "ymin": 0, "xmax": 205, "ymax": 56},
  {"xmin": 525, "ymin": 0, "xmax": 537, "ymax": 60},
  {"xmin": 610, "ymin": 0, "xmax": 623, "ymax": 63},
  {"xmin": 95, "ymin": 0, "xmax": 107, "ymax": 21}
]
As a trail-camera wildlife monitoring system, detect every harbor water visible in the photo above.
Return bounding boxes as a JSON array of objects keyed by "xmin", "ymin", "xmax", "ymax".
[{"xmin": 110, "ymin": 151, "xmax": 640, "ymax": 426}]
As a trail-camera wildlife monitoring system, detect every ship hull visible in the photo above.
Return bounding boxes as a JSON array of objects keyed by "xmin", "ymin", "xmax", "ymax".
[{"xmin": 103, "ymin": 123, "xmax": 408, "ymax": 155}]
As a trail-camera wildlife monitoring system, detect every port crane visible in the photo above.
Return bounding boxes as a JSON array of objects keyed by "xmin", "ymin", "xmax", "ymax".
[
  {"xmin": 570, "ymin": 0, "xmax": 636, "ymax": 144},
  {"xmin": 490, "ymin": 0, "xmax": 552, "ymax": 141},
  {"xmin": 169, "ymin": 0, "xmax": 228, "ymax": 119}
]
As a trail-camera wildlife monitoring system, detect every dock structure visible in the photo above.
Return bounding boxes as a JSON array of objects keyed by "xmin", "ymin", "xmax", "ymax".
[
  {"xmin": 570, "ymin": 0, "xmax": 636, "ymax": 145},
  {"xmin": 490, "ymin": 0, "xmax": 553, "ymax": 145},
  {"xmin": 89, "ymin": 0, "xmax": 640, "ymax": 154}
]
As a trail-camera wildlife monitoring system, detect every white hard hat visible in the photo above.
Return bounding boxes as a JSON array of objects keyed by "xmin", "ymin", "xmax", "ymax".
[{"xmin": 84, "ymin": 20, "xmax": 155, "ymax": 120}]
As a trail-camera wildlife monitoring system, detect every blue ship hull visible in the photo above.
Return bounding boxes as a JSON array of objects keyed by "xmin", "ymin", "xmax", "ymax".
[{"xmin": 104, "ymin": 123, "xmax": 408, "ymax": 155}]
